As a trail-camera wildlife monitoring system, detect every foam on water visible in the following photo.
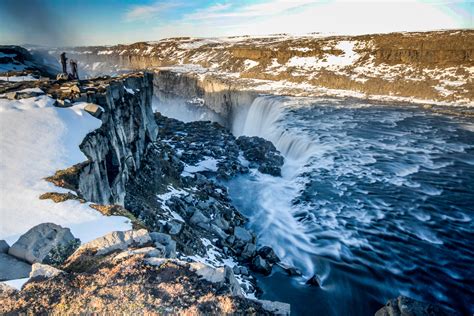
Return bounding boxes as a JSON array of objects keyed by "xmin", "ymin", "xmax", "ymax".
[{"xmin": 227, "ymin": 96, "xmax": 474, "ymax": 314}]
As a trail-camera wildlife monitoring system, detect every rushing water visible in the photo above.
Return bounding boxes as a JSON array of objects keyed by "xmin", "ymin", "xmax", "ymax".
[{"xmin": 227, "ymin": 96, "xmax": 474, "ymax": 315}]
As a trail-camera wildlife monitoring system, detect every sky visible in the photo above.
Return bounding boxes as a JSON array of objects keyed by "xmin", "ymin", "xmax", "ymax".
[{"xmin": 0, "ymin": 0, "xmax": 472, "ymax": 46}]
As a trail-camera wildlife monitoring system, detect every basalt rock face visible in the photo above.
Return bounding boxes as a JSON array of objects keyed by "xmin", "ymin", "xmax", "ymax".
[
  {"xmin": 153, "ymin": 70, "xmax": 258, "ymax": 127},
  {"xmin": 77, "ymin": 73, "xmax": 158, "ymax": 204}
]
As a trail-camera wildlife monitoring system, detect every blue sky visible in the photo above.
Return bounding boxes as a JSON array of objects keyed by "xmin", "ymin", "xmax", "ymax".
[{"xmin": 0, "ymin": 0, "xmax": 472, "ymax": 46}]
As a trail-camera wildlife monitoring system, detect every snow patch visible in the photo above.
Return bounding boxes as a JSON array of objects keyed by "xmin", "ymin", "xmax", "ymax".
[
  {"xmin": 0, "ymin": 95, "xmax": 131, "ymax": 244},
  {"xmin": 182, "ymin": 157, "xmax": 219, "ymax": 176}
]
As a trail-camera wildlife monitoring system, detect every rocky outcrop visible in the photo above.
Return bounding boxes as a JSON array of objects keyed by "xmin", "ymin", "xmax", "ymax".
[
  {"xmin": 237, "ymin": 136, "xmax": 284, "ymax": 176},
  {"xmin": 8, "ymin": 223, "xmax": 79, "ymax": 265},
  {"xmin": 0, "ymin": 229, "xmax": 288, "ymax": 315},
  {"xmin": 125, "ymin": 114, "xmax": 283, "ymax": 280},
  {"xmin": 76, "ymin": 73, "xmax": 158, "ymax": 204},
  {"xmin": 29, "ymin": 263, "xmax": 64, "ymax": 279},
  {"xmin": 375, "ymin": 296, "xmax": 459, "ymax": 316}
]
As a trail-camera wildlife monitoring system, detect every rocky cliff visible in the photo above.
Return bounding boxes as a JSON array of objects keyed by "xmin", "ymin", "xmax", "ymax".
[
  {"xmin": 41, "ymin": 30, "xmax": 474, "ymax": 105},
  {"xmin": 77, "ymin": 73, "xmax": 158, "ymax": 204},
  {"xmin": 153, "ymin": 70, "xmax": 258, "ymax": 127}
]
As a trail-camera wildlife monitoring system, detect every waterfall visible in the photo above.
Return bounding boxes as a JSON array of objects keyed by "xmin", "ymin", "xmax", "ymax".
[
  {"xmin": 232, "ymin": 96, "xmax": 319, "ymax": 169},
  {"xmin": 230, "ymin": 95, "xmax": 322, "ymax": 277}
]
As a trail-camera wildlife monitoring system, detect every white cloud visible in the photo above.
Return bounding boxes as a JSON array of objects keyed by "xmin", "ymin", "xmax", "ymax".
[
  {"xmin": 125, "ymin": 1, "xmax": 180, "ymax": 22},
  {"xmin": 158, "ymin": 0, "xmax": 469, "ymax": 38},
  {"xmin": 185, "ymin": 0, "xmax": 316, "ymax": 20}
]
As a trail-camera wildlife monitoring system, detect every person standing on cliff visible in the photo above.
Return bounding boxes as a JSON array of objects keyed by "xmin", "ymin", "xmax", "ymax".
[
  {"xmin": 60, "ymin": 52, "xmax": 68, "ymax": 74},
  {"xmin": 70, "ymin": 59, "xmax": 79, "ymax": 80}
]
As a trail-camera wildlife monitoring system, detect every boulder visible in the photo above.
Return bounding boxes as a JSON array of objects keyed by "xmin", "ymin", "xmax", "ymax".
[
  {"xmin": 250, "ymin": 255, "xmax": 272, "ymax": 275},
  {"xmin": 210, "ymin": 224, "xmax": 228, "ymax": 240},
  {"xmin": 8, "ymin": 223, "xmax": 78, "ymax": 264},
  {"xmin": 233, "ymin": 227, "xmax": 252, "ymax": 243},
  {"xmin": 149, "ymin": 232, "xmax": 176, "ymax": 258},
  {"xmin": 30, "ymin": 263, "xmax": 64, "ymax": 279},
  {"xmin": 84, "ymin": 103, "xmax": 103, "ymax": 118},
  {"xmin": 0, "ymin": 253, "xmax": 32, "ymax": 281},
  {"xmin": 306, "ymin": 274, "xmax": 321, "ymax": 287},
  {"xmin": 54, "ymin": 99, "xmax": 72, "ymax": 108},
  {"xmin": 165, "ymin": 220, "xmax": 182, "ymax": 235},
  {"xmin": 236, "ymin": 136, "xmax": 284, "ymax": 176},
  {"xmin": 189, "ymin": 262, "xmax": 242, "ymax": 296},
  {"xmin": 258, "ymin": 246, "xmax": 280, "ymax": 264},
  {"xmin": 0, "ymin": 240, "xmax": 9, "ymax": 253},
  {"xmin": 190, "ymin": 210, "xmax": 211, "ymax": 230},
  {"xmin": 5, "ymin": 88, "xmax": 44, "ymax": 100},
  {"xmin": 77, "ymin": 229, "xmax": 152, "ymax": 256},
  {"xmin": 240, "ymin": 243, "xmax": 257, "ymax": 260},
  {"xmin": 233, "ymin": 265, "xmax": 249, "ymax": 276},
  {"xmin": 257, "ymin": 299, "xmax": 291, "ymax": 315},
  {"xmin": 375, "ymin": 296, "xmax": 457, "ymax": 316},
  {"xmin": 113, "ymin": 247, "xmax": 164, "ymax": 262}
]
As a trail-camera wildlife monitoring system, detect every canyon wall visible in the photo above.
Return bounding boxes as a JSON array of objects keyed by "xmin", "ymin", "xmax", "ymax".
[
  {"xmin": 39, "ymin": 30, "xmax": 474, "ymax": 105},
  {"xmin": 152, "ymin": 70, "xmax": 258, "ymax": 126},
  {"xmin": 77, "ymin": 73, "xmax": 158, "ymax": 204}
]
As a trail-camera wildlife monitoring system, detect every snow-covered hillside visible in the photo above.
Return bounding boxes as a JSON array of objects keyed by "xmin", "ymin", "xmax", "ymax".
[{"xmin": 0, "ymin": 90, "xmax": 131, "ymax": 244}]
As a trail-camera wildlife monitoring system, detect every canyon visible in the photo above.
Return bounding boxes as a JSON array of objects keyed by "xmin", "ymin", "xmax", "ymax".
[{"xmin": 0, "ymin": 29, "xmax": 473, "ymax": 315}]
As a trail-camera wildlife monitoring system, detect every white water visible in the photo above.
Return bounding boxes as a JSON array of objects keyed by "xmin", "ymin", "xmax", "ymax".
[{"xmin": 231, "ymin": 96, "xmax": 323, "ymax": 277}]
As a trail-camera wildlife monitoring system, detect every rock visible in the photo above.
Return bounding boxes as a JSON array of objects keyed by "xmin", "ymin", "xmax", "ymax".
[
  {"xmin": 233, "ymin": 227, "xmax": 252, "ymax": 243},
  {"xmin": 189, "ymin": 262, "xmax": 242, "ymax": 296},
  {"xmin": 257, "ymin": 299, "xmax": 291, "ymax": 315},
  {"xmin": 210, "ymin": 224, "xmax": 228, "ymax": 240},
  {"xmin": 212, "ymin": 214, "xmax": 230, "ymax": 231},
  {"xmin": 113, "ymin": 247, "xmax": 164, "ymax": 261},
  {"xmin": 226, "ymin": 235, "xmax": 235, "ymax": 245},
  {"xmin": 77, "ymin": 229, "xmax": 152, "ymax": 256},
  {"xmin": 240, "ymin": 243, "xmax": 257, "ymax": 260},
  {"xmin": 5, "ymin": 89, "xmax": 44, "ymax": 100},
  {"xmin": 375, "ymin": 296, "xmax": 456, "ymax": 316},
  {"xmin": 0, "ymin": 240, "xmax": 9, "ymax": 253},
  {"xmin": 54, "ymin": 99, "xmax": 72, "ymax": 107},
  {"xmin": 70, "ymin": 85, "xmax": 81, "ymax": 93},
  {"xmin": 0, "ymin": 253, "xmax": 32, "ymax": 281},
  {"xmin": 190, "ymin": 210, "xmax": 210, "ymax": 229},
  {"xmin": 149, "ymin": 232, "xmax": 176, "ymax": 258},
  {"xmin": 258, "ymin": 246, "xmax": 280, "ymax": 264},
  {"xmin": 233, "ymin": 265, "xmax": 249, "ymax": 276},
  {"xmin": 30, "ymin": 263, "xmax": 64, "ymax": 279},
  {"xmin": 224, "ymin": 265, "xmax": 243, "ymax": 296},
  {"xmin": 8, "ymin": 223, "xmax": 78, "ymax": 264},
  {"xmin": 250, "ymin": 255, "xmax": 272, "ymax": 275},
  {"xmin": 84, "ymin": 103, "xmax": 103, "ymax": 118},
  {"xmin": 236, "ymin": 136, "xmax": 284, "ymax": 176},
  {"xmin": 306, "ymin": 274, "xmax": 321, "ymax": 287},
  {"xmin": 165, "ymin": 220, "xmax": 182, "ymax": 235},
  {"xmin": 56, "ymin": 73, "xmax": 69, "ymax": 80}
]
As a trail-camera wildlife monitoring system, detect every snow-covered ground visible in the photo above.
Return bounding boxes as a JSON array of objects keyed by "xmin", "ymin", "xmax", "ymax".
[
  {"xmin": 0, "ymin": 74, "xmax": 38, "ymax": 82},
  {"xmin": 0, "ymin": 90, "xmax": 131, "ymax": 245}
]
